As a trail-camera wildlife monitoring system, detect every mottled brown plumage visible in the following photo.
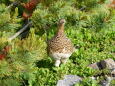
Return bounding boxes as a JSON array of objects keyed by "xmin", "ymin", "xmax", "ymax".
[{"xmin": 47, "ymin": 19, "xmax": 74, "ymax": 67}]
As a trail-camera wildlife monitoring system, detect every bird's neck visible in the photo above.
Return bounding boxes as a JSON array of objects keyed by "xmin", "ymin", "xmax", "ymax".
[{"xmin": 57, "ymin": 24, "xmax": 65, "ymax": 35}]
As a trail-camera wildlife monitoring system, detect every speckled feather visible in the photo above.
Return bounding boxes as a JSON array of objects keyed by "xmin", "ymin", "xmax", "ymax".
[
  {"xmin": 47, "ymin": 19, "xmax": 74, "ymax": 56},
  {"xmin": 48, "ymin": 33, "xmax": 74, "ymax": 54}
]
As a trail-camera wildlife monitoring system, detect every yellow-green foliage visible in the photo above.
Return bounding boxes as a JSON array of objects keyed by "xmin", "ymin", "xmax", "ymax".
[
  {"xmin": 0, "ymin": 4, "xmax": 21, "ymax": 36},
  {"xmin": 0, "ymin": 29, "xmax": 47, "ymax": 86}
]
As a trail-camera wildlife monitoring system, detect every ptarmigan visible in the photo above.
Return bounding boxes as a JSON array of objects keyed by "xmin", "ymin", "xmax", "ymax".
[{"xmin": 47, "ymin": 19, "xmax": 75, "ymax": 67}]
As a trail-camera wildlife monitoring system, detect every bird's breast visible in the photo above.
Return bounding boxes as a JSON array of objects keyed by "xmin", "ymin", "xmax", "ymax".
[{"xmin": 50, "ymin": 52, "xmax": 72, "ymax": 60}]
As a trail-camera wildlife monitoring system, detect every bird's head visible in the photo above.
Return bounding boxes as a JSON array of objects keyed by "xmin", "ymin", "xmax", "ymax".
[{"xmin": 58, "ymin": 19, "xmax": 66, "ymax": 25}]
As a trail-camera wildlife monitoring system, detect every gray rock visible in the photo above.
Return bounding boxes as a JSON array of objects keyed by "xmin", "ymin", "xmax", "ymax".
[
  {"xmin": 100, "ymin": 58, "xmax": 115, "ymax": 70},
  {"xmin": 88, "ymin": 58, "xmax": 115, "ymax": 71},
  {"xmin": 111, "ymin": 69, "xmax": 115, "ymax": 77},
  {"xmin": 100, "ymin": 80, "xmax": 110, "ymax": 86},
  {"xmin": 57, "ymin": 75, "xmax": 82, "ymax": 86},
  {"xmin": 100, "ymin": 76, "xmax": 115, "ymax": 86},
  {"xmin": 88, "ymin": 62, "xmax": 101, "ymax": 69}
]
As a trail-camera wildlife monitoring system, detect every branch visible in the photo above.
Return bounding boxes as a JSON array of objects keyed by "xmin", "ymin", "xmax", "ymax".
[
  {"xmin": 80, "ymin": 6, "xmax": 87, "ymax": 11},
  {"xmin": 7, "ymin": 1, "xmax": 20, "ymax": 9},
  {"xmin": 8, "ymin": 21, "xmax": 32, "ymax": 41}
]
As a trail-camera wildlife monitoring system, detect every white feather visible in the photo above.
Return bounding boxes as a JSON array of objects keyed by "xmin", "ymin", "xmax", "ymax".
[{"xmin": 50, "ymin": 52, "xmax": 72, "ymax": 60}]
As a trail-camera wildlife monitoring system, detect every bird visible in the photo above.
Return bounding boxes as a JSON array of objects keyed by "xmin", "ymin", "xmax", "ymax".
[{"xmin": 47, "ymin": 19, "xmax": 75, "ymax": 67}]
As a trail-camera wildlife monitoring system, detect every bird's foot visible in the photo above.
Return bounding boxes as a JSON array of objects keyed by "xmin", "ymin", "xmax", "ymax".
[{"xmin": 55, "ymin": 60, "xmax": 61, "ymax": 67}]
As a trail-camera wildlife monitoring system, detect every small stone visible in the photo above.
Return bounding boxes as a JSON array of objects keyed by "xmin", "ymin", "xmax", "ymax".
[
  {"xmin": 88, "ymin": 62, "xmax": 102, "ymax": 69},
  {"xmin": 57, "ymin": 75, "xmax": 82, "ymax": 86},
  {"xmin": 111, "ymin": 69, "xmax": 115, "ymax": 77},
  {"xmin": 100, "ymin": 76, "xmax": 115, "ymax": 86},
  {"xmin": 100, "ymin": 80, "xmax": 110, "ymax": 86},
  {"xmin": 100, "ymin": 58, "xmax": 115, "ymax": 70},
  {"xmin": 57, "ymin": 80, "xmax": 66, "ymax": 86},
  {"xmin": 88, "ymin": 58, "xmax": 115, "ymax": 70},
  {"xmin": 90, "ymin": 76, "xmax": 96, "ymax": 80}
]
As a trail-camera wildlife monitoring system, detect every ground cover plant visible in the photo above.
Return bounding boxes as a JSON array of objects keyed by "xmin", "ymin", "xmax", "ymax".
[{"xmin": 0, "ymin": 0, "xmax": 115, "ymax": 86}]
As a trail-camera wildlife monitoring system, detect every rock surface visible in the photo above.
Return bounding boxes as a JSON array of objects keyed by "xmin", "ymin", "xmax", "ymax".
[
  {"xmin": 100, "ymin": 80, "xmax": 110, "ymax": 86},
  {"xmin": 57, "ymin": 75, "xmax": 82, "ymax": 86},
  {"xmin": 57, "ymin": 59, "xmax": 115, "ymax": 86},
  {"xmin": 88, "ymin": 62, "xmax": 101, "ymax": 69},
  {"xmin": 100, "ymin": 58, "xmax": 115, "ymax": 70},
  {"xmin": 111, "ymin": 69, "xmax": 115, "ymax": 77},
  {"xmin": 100, "ymin": 76, "xmax": 115, "ymax": 86},
  {"xmin": 88, "ymin": 58, "xmax": 115, "ymax": 86},
  {"xmin": 88, "ymin": 58, "xmax": 115, "ymax": 70}
]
